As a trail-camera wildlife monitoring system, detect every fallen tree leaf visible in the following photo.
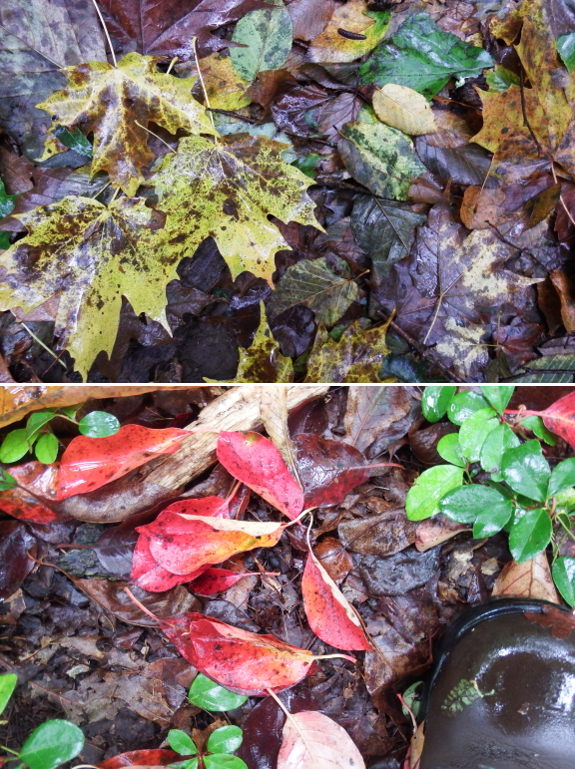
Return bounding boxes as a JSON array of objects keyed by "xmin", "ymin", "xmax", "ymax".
[
  {"xmin": 217, "ymin": 431, "xmax": 304, "ymax": 519},
  {"xmin": 0, "ymin": 520, "xmax": 37, "ymax": 599},
  {"xmin": 57, "ymin": 424, "xmax": 190, "ymax": 499},
  {"xmin": 343, "ymin": 385, "xmax": 414, "ymax": 454},
  {"xmin": 147, "ymin": 134, "xmax": 323, "ymax": 285},
  {"xmin": 230, "ymin": 2, "xmax": 293, "ymax": 81},
  {"xmin": 36, "ymin": 52, "xmax": 216, "ymax": 195},
  {"xmin": 0, "ymin": 462, "xmax": 61, "ymax": 523},
  {"xmin": 539, "ymin": 391, "xmax": 575, "ymax": 449},
  {"xmin": 98, "ymin": 749, "xmax": 180, "ymax": 769},
  {"xmin": 309, "ymin": 0, "xmax": 388, "ymax": 64},
  {"xmin": 492, "ymin": 552, "xmax": 559, "ymax": 602},
  {"xmin": 277, "ymin": 710, "xmax": 365, "ymax": 769},
  {"xmin": 304, "ymin": 321, "xmax": 391, "ymax": 383},
  {"xmin": 189, "ymin": 567, "xmax": 262, "ymax": 596},
  {"xmin": 373, "ymin": 84, "xmax": 437, "ymax": 136},
  {"xmin": 260, "ymin": 386, "xmax": 301, "ymax": 488},
  {"xmin": 131, "ymin": 536, "xmax": 205, "ymax": 592},
  {"xmin": 201, "ymin": 53, "xmax": 251, "ymax": 111},
  {"xmin": 302, "ymin": 548, "xmax": 372, "ymax": 651}
]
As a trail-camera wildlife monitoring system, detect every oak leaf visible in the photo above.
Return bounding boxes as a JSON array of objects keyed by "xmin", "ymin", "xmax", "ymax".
[
  {"xmin": 0, "ymin": 196, "xmax": 182, "ymax": 380},
  {"xmin": 36, "ymin": 52, "xmax": 216, "ymax": 195},
  {"xmin": 148, "ymin": 134, "xmax": 322, "ymax": 285}
]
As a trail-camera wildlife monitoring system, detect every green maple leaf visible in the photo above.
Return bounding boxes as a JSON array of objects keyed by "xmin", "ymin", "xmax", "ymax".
[
  {"xmin": 36, "ymin": 52, "xmax": 216, "ymax": 195},
  {"xmin": 206, "ymin": 302, "xmax": 293, "ymax": 383},
  {"xmin": 0, "ymin": 196, "xmax": 181, "ymax": 380},
  {"xmin": 147, "ymin": 133, "xmax": 323, "ymax": 285}
]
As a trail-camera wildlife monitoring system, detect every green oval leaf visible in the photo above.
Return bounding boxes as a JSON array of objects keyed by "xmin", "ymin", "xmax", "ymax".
[
  {"xmin": 26, "ymin": 410, "xmax": 57, "ymax": 442},
  {"xmin": 508, "ymin": 508, "xmax": 552, "ymax": 563},
  {"xmin": 207, "ymin": 726, "xmax": 243, "ymax": 755},
  {"xmin": 439, "ymin": 485, "xmax": 509, "ymax": 526},
  {"xmin": 557, "ymin": 33, "xmax": 575, "ymax": 73},
  {"xmin": 519, "ymin": 415, "xmax": 557, "ymax": 446},
  {"xmin": 458, "ymin": 407, "xmax": 498, "ymax": 462},
  {"xmin": 421, "ymin": 386, "xmax": 456, "ymax": 423},
  {"xmin": 0, "ymin": 469, "xmax": 17, "ymax": 491},
  {"xmin": 169, "ymin": 760, "xmax": 198, "ymax": 769},
  {"xmin": 405, "ymin": 465, "xmax": 464, "ymax": 521},
  {"xmin": 548, "ymin": 458, "xmax": 575, "ymax": 498},
  {"xmin": 552, "ymin": 556, "xmax": 575, "ymax": 606},
  {"xmin": 204, "ymin": 756, "xmax": 248, "ymax": 769},
  {"xmin": 0, "ymin": 673, "xmax": 17, "ymax": 717},
  {"xmin": 78, "ymin": 411, "xmax": 121, "ymax": 438},
  {"xmin": 19, "ymin": 720, "xmax": 84, "ymax": 769},
  {"xmin": 188, "ymin": 674, "xmax": 248, "ymax": 712},
  {"xmin": 34, "ymin": 433, "xmax": 59, "ymax": 464},
  {"xmin": 0, "ymin": 430, "xmax": 30, "ymax": 463},
  {"xmin": 168, "ymin": 730, "xmax": 197, "ymax": 756},
  {"xmin": 479, "ymin": 385, "xmax": 514, "ymax": 414},
  {"xmin": 436, "ymin": 433, "xmax": 467, "ymax": 467},
  {"xmin": 501, "ymin": 440, "xmax": 551, "ymax": 503},
  {"xmin": 447, "ymin": 391, "xmax": 490, "ymax": 426},
  {"xmin": 472, "ymin": 498, "xmax": 513, "ymax": 538},
  {"xmin": 230, "ymin": 2, "xmax": 293, "ymax": 82},
  {"xmin": 479, "ymin": 423, "xmax": 520, "ymax": 476}
]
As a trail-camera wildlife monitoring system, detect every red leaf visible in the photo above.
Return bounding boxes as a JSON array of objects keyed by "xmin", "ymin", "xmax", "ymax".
[
  {"xmin": 131, "ymin": 536, "xmax": 206, "ymax": 592},
  {"xmin": 217, "ymin": 432, "xmax": 304, "ymax": 519},
  {"xmin": 189, "ymin": 567, "xmax": 258, "ymax": 595},
  {"xmin": 139, "ymin": 510, "xmax": 283, "ymax": 576},
  {"xmin": 0, "ymin": 462, "xmax": 62, "ymax": 523},
  {"xmin": 57, "ymin": 425, "xmax": 189, "ymax": 500},
  {"xmin": 302, "ymin": 551, "xmax": 373, "ymax": 651},
  {"xmin": 540, "ymin": 392, "xmax": 575, "ymax": 449},
  {"xmin": 162, "ymin": 612, "xmax": 318, "ymax": 695},
  {"xmin": 159, "ymin": 496, "xmax": 231, "ymax": 519},
  {"xmin": 293, "ymin": 435, "xmax": 371, "ymax": 508},
  {"xmin": 98, "ymin": 750, "xmax": 180, "ymax": 769}
]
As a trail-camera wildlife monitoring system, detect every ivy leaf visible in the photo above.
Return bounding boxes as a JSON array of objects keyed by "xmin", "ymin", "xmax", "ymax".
[
  {"xmin": 304, "ymin": 321, "xmax": 391, "ymax": 383},
  {"xmin": 268, "ymin": 256, "xmax": 358, "ymax": 327},
  {"xmin": 338, "ymin": 120, "xmax": 426, "ymax": 200},
  {"xmin": 0, "ymin": 196, "xmax": 181, "ymax": 380},
  {"xmin": 501, "ymin": 440, "xmax": 551, "ymax": 503},
  {"xmin": 206, "ymin": 302, "xmax": 293, "ymax": 383},
  {"xmin": 405, "ymin": 465, "xmax": 464, "ymax": 521},
  {"xmin": 509, "ymin": 508, "xmax": 552, "ymax": 563},
  {"xmin": 148, "ymin": 134, "xmax": 322, "ymax": 285},
  {"xmin": 36, "ymin": 52, "xmax": 216, "ymax": 195},
  {"xmin": 230, "ymin": 1, "xmax": 293, "ymax": 82},
  {"xmin": 359, "ymin": 13, "xmax": 494, "ymax": 99},
  {"xmin": 552, "ymin": 556, "xmax": 575, "ymax": 606}
]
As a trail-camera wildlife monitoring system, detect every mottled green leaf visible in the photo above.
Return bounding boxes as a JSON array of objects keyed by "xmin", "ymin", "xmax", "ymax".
[
  {"xmin": 512, "ymin": 354, "xmax": 575, "ymax": 383},
  {"xmin": 304, "ymin": 321, "xmax": 390, "ymax": 383},
  {"xmin": 351, "ymin": 194, "xmax": 425, "ymax": 277},
  {"xmin": 359, "ymin": 13, "xmax": 494, "ymax": 99},
  {"xmin": 230, "ymin": 1, "xmax": 293, "ymax": 81},
  {"xmin": 268, "ymin": 256, "xmax": 358, "ymax": 326},
  {"xmin": 338, "ymin": 121, "xmax": 425, "ymax": 200}
]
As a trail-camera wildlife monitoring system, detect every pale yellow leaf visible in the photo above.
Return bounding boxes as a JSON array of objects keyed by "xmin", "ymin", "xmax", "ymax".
[
  {"xmin": 373, "ymin": 84, "xmax": 437, "ymax": 136},
  {"xmin": 278, "ymin": 711, "xmax": 365, "ymax": 769}
]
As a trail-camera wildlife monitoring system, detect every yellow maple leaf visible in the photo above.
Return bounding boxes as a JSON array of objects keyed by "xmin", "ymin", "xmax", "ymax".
[{"xmin": 36, "ymin": 52, "xmax": 216, "ymax": 195}]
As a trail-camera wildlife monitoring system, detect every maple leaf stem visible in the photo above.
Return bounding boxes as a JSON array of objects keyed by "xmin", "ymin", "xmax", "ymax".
[
  {"xmin": 283, "ymin": 508, "xmax": 316, "ymax": 528},
  {"xmin": 192, "ymin": 36, "xmax": 216, "ymax": 133},
  {"xmin": 89, "ymin": 0, "xmax": 117, "ymax": 67},
  {"xmin": 314, "ymin": 653, "xmax": 357, "ymax": 663}
]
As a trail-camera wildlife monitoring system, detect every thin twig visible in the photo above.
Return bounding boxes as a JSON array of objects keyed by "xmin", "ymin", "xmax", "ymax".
[
  {"xmin": 134, "ymin": 120, "xmax": 176, "ymax": 154},
  {"xmin": 90, "ymin": 0, "xmax": 116, "ymax": 67},
  {"xmin": 10, "ymin": 312, "xmax": 59, "ymax": 361},
  {"xmin": 192, "ymin": 36, "xmax": 215, "ymax": 132},
  {"xmin": 388, "ymin": 319, "xmax": 464, "ymax": 383},
  {"xmin": 519, "ymin": 69, "xmax": 542, "ymax": 156}
]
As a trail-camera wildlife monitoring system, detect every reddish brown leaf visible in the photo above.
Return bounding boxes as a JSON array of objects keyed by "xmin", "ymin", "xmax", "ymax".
[
  {"xmin": 98, "ymin": 750, "xmax": 180, "ymax": 769},
  {"xmin": 540, "ymin": 391, "xmax": 575, "ymax": 449},
  {"xmin": 302, "ymin": 551, "xmax": 373, "ymax": 651},
  {"xmin": 217, "ymin": 432, "xmax": 304, "ymax": 519},
  {"xmin": 524, "ymin": 604, "xmax": 575, "ymax": 640},
  {"xmin": 0, "ymin": 462, "xmax": 62, "ymax": 523},
  {"xmin": 189, "ymin": 567, "xmax": 258, "ymax": 595},
  {"xmin": 293, "ymin": 434, "xmax": 371, "ymax": 509},
  {"xmin": 57, "ymin": 425, "xmax": 190, "ymax": 500},
  {"xmin": 0, "ymin": 520, "xmax": 37, "ymax": 599},
  {"xmin": 161, "ymin": 612, "xmax": 320, "ymax": 695}
]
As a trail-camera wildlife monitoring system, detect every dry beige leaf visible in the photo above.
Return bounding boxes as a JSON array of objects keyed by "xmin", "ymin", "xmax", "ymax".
[
  {"xmin": 373, "ymin": 84, "xmax": 437, "ymax": 136},
  {"xmin": 260, "ymin": 387, "xmax": 302, "ymax": 489},
  {"xmin": 414, "ymin": 516, "xmax": 468, "ymax": 552},
  {"xmin": 278, "ymin": 710, "xmax": 365, "ymax": 769},
  {"xmin": 492, "ymin": 553, "xmax": 559, "ymax": 602}
]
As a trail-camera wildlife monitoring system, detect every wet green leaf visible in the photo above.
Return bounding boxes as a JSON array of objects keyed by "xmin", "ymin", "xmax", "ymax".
[
  {"xmin": 479, "ymin": 423, "xmax": 520, "ymax": 477},
  {"xmin": 552, "ymin": 556, "xmax": 575, "ymax": 606},
  {"xmin": 520, "ymin": 415, "xmax": 558, "ymax": 445},
  {"xmin": 501, "ymin": 440, "xmax": 551, "ymax": 503},
  {"xmin": 548, "ymin": 458, "xmax": 575, "ymax": 497},
  {"xmin": 230, "ymin": 1, "xmax": 293, "ymax": 81},
  {"xmin": 458, "ymin": 408, "xmax": 498, "ymax": 462},
  {"xmin": 207, "ymin": 726, "xmax": 243, "ymax": 755},
  {"xmin": 405, "ymin": 465, "xmax": 464, "ymax": 521},
  {"xmin": 509, "ymin": 508, "xmax": 552, "ymax": 562},
  {"xmin": 338, "ymin": 120, "xmax": 426, "ymax": 200},
  {"xmin": 557, "ymin": 33, "xmax": 575, "ymax": 72},
  {"xmin": 26, "ymin": 410, "xmax": 57, "ymax": 443},
  {"xmin": 188, "ymin": 674, "xmax": 248, "ymax": 712},
  {"xmin": 480, "ymin": 386, "xmax": 514, "ymax": 414},
  {"xmin": 168, "ymin": 730, "xmax": 197, "ymax": 756},
  {"xmin": 204, "ymin": 756, "xmax": 247, "ymax": 769},
  {"xmin": 78, "ymin": 411, "xmax": 120, "ymax": 438},
  {"xmin": 34, "ymin": 432, "xmax": 58, "ymax": 464},
  {"xmin": 0, "ymin": 469, "xmax": 17, "ymax": 491},
  {"xmin": 0, "ymin": 673, "xmax": 17, "ymax": 717},
  {"xmin": 19, "ymin": 720, "xmax": 84, "ymax": 769},
  {"xmin": 421, "ymin": 386, "xmax": 457, "ymax": 423},
  {"xmin": 439, "ymin": 485, "xmax": 510, "ymax": 528},
  {"xmin": 436, "ymin": 433, "xmax": 467, "ymax": 467},
  {"xmin": 359, "ymin": 13, "xmax": 494, "ymax": 99},
  {"xmin": 268, "ymin": 256, "xmax": 358, "ymax": 327},
  {"xmin": 447, "ymin": 391, "xmax": 490, "ymax": 425},
  {"xmin": 0, "ymin": 430, "xmax": 30, "ymax": 463}
]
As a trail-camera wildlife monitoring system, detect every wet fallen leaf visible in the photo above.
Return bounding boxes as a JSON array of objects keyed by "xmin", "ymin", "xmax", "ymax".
[
  {"xmin": 539, "ymin": 391, "xmax": 575, "ymax": 449},
  {"xmin": 312, "ymin": 537, "xmax": 354, "ymax": 585},
  {"xmin": 277, "ymin": 710, "xmax": 365, "ymax": 769},
  {"xmin": 492, "ymin": 552, "xmax": 559, "ymax": 602},
  {"xmin": 98, "ymin": 749, "xmax": 180, "ymax": 769},
  {"xmin": 260, "ymin": 386, "xmax": 301, "ymax": 488},
  {"xmin": 309, "ymin": 0, "xmax": 388, "ymax": 63},
  {"xmin": 373, "ymin": 84, "xmax": 437, "ymax": 136},
  {"xmin": 304, "ymin": 322, "xmax": 391, "ymax": 383},
  {"xmin": 0, "ymin": 462, "xmax": 61, "ymax": 523},
  {"xmin": 189, "ymin": 567, "xmax": 261, "ymax": 596},
  {"xmin": 0, "ymin": 520, "xmax": 37, "ymax": 599},
  {"xmin": 524, "ymin": 603, "xmax": 575, "ymax": 640},
  {"xmin": 36, "ymin": 53, "xmax": 216, "ymax": 195},
  {"xmin": 57, "ymin": 424, "xmax": 190, "ymax": 499}
]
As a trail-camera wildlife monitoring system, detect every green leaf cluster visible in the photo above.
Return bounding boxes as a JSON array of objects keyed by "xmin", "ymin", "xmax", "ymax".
[{"xmin": 407, "ymin": 386, "xmax": 575, "ymax": 605}]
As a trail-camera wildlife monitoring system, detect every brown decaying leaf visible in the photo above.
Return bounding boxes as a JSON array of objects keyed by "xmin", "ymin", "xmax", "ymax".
[{"xmin": 491, "ymin": 553, "xmax": 559, "ymax": 602}]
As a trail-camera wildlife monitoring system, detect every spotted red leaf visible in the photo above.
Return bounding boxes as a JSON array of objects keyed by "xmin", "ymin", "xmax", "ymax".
[
  {"xmin": 131, "ymin": 535, "xmax": 206, "ymax": 592},
  {"xmin": 98, "ymin": 750, "xmax": 180, "ymax": 769},
  {"xmin": 57, "ymin": 425, "xmax": 189, "ymax": 500},
  {"xmin": 217, "ymin": 432, "xmax": 304, "ymax": 520},
  {"xmin": 302, "ymin": 551, "xmax": 373, "ymax": 651},
  {"xmin": 540, "ymin": 392, "xmax": 575, "ymax": 449},
  {"xmin": 161, "ymin": 612, "xmax": 319, "ymax": 695},
  {"xmin": 0, "ymin": 462, "xmax": 62, "ymax": 523}
]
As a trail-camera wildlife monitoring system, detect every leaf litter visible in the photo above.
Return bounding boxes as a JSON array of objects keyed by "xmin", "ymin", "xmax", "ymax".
[{"xmin": 0, "ymin": 0, "xmax": 574, "ymax": 381}]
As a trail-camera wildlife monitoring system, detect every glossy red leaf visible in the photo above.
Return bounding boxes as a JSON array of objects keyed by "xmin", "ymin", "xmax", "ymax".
[
  {"xmin": 98, "ymin": 750, "xmax": 180, "ymax": 769},
  {"xmin": 217, "ymin": 432, "xmax": 304, "ymax": 520},
  {"xmin": 540, "ymin": 392, "xmax": 575, "ymax": 449},
  {"xmin": 161, "ymin": 612, "xmax": 319, "ymax": 695},
  {"xmin": 302, "ymin": 551, "xmax": 373, "ymax": 651},
  {"xmin": 0, "ymin": 462, "xmax": 62, "ymax": 523},
  {"xmin": 57, "ymin": 425, "xmax": 190, "ymax": 500},
  {"xmin": 293, "ymin": 435, "xmax": 371, "ymax": 509},
  {"xmin": 189, "ymin": 567, "xmax": 259, "ymax": 595},
  {"xmin": 139, "ymin": 510, "xmax": 283, "ymax": 576},
  {"xmin": 0, "ymin": 520, "xmax": 37, "ymax": 599},
  {"xmin": 159, "ymin": 496, "xmax": 231, "ymax": 519},
  {"xmin": 131, "ymin": 535, "xmax": 206, "ymax": 592}
]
